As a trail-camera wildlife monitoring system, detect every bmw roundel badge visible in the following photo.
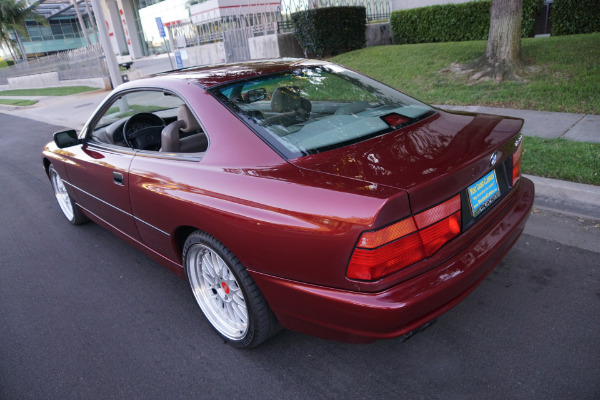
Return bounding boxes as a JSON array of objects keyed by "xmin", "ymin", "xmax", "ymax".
[{"xmin": 490, "ymin": 151, "xmax": 498, "ymax": 167}]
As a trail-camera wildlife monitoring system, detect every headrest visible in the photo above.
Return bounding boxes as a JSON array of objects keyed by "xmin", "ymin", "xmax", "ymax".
[
  {"xmin": 271, "ymin": 86, "xmax": 311, "ymax": 113},
  {"xmin": 177, "ymin": 104, "xmax": 201, "ymax": 133}
]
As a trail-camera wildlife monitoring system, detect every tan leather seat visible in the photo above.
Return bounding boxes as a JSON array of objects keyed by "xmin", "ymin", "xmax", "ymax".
[
  {"xmin": 265, "ymin": 86, "xmax": 311, "ymax": 127},
  {"xmin": 160, "ymin": 120, "xmax": 185, "ymax": 152},
  {"xmin": 161, "ymin": 105, "xmax": 207, "ymax": 153}
]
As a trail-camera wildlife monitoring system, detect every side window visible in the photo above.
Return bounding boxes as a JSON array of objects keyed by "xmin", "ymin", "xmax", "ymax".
[{"xmin": 88, "ymin": 90, "xmax": 208, "ymax": 154}]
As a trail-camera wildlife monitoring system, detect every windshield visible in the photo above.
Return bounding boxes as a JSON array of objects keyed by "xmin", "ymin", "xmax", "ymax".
[
  {"xmin": 95, "ymin": 90, "xmax": 184, "ymax": 130},
  {"xmin": 210, "ymin": 65, "xmax": 436, "ymax": 158}
]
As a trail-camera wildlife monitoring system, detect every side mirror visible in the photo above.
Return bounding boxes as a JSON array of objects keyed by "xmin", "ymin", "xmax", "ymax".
[
  {"xmin": 53, "ymin": 130, "xmax": 81, "ymax": 148},
  {"xmin": 242, "ymin": 88, "xmax": 267, "ymax": 103}
]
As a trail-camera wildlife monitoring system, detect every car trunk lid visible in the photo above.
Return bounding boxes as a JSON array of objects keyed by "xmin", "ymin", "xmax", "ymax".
[{"xmin": 290, "ymin": 110, "xmax": 524, "ymax": 214}]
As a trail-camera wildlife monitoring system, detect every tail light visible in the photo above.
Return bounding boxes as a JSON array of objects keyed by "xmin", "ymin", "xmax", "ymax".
[
  {"xmin": 382, "ymin": 113, "xmax": 411, "ymax": 128},
  {"xmin": 512, "ymin": 136, "xmax": 524, "ymax": 186},
  {"xmin": 347, "ymin": 194, "xmax": 461, "ymax": 281}
]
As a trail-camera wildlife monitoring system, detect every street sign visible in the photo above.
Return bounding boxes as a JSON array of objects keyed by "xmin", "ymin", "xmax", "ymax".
[
  {"xmin": 175, "ymin": 51, "xmax": 183, "ymax": 69},
  {"xmin": 155, "ymin": 17, "xmax": 166, "ymax": 38}
]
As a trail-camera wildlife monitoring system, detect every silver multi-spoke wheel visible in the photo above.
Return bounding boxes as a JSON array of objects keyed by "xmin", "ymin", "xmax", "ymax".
[
  {"xmin": 187, "ymin": 243, "xmax": 249, "ymax": 340},
  {"xmin": 183, "ymin": 231, "xmax": 280, "ymax": 347},
  {"xmin": 48, "ymin": 164, "xmax": 87, "ymax": 225},
  {"xmin": 50, "ymin": 166, "xmax": 75, "ymax": 221}
]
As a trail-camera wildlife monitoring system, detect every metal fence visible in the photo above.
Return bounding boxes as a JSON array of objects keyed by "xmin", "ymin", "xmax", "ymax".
[
  {"xmin": 278, "ymin": 0, "xmax": 391, "ymax": 31},
  {"xmin": 174, "ymin": 3, "xmax": 280, "ymax": 48},
  {"xmin": 176, "ymin": 0, "xmax": 390, "ymax": 48},
  {"xmin": 172, "ymin": 0, "xmax": 389, "ymax": 62},
  {"xmin": 0, "ymin": 43, "xmax": 108, "ymax": 85}
]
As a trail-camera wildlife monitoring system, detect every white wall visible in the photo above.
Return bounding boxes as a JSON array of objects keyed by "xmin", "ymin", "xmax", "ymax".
[
  {"xmin": 248, "ymin": 33, "xmax": 304, "ymax": 59},
  {"xmin": 184, "ymin": 42, "xmax": 226, "ymax": 66},
  {"xmin": 248, "ymin": 35, "xmax": 280, "ymax": 59},
  {"xmin": 190, "ymin": 0, "xmax": 279, "ymax": 23},
  {"xmin": 3, "ymin": 72, "xmax": 110, "ymax": 90}
]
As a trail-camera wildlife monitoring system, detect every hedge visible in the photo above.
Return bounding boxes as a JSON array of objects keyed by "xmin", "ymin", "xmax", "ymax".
[
  {"xmin": 390, "ymin": 0, "xmax": 544, "ymax": 45},
  {"xmin": 0, "ymin": 60, "xmax": 15, "ymax": 68},
  {"xmin": 552, "ymin": 0, "xmax": 600, "ymax": 36},
  {"xmin": 292, "ymin": 6, "xmax": 366, "ymax": 58}
]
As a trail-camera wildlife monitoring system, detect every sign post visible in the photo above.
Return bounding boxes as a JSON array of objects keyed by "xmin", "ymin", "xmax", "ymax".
[{"xmin": 155, "ymin": 17, "xmax": 174, "ymax": 70}]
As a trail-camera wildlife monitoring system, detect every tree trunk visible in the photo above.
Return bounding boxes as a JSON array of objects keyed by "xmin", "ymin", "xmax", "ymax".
[
  {"xmin": 464, "ymin": 0, "xmax": 524, "ymax": 82},
  {"xmin": 8, "ymin": 41, "xmax": 18, "ymax": 62},
  {"xmin": 12, "ymin": 28, "xmax": 28, "ymax": 64}
]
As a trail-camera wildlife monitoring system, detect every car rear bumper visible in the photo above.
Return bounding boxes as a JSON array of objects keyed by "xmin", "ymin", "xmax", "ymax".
[{"xmin": 250, "ymin": 178, "xmax": 535, "ymax": 343}]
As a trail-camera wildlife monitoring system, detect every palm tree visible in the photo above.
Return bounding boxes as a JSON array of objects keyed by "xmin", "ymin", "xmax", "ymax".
[
  {"xmin": 0, "ymin": 20, "xmax": 18, "ymax": 61},
  {"xmin": 0, "ymin": 0, "xmax": 47, "ymax": 63}
]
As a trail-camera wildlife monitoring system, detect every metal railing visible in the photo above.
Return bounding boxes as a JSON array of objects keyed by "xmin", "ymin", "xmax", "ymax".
[
  {"xmin": 178, "ymin": 0, "xmax": 390, "ymax": 48},
  {"xmin": 0, "ymin": 43, "xmax": 108, "ymax": 85}
]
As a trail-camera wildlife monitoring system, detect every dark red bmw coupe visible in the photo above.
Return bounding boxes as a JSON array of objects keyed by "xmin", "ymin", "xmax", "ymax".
[{"xmin": 42, "ymin": 59, "xmax": 534, "ymax": 347}]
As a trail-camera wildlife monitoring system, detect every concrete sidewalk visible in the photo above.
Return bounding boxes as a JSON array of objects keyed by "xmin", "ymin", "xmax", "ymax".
[
  {"xmin": 0, "ymin": 89, "xmax": 107, "ymax": 130},
  {"xmin": 438, "ymin": 105, "xmax": 600, "ymax": 143},
  {"xmin": 0, "ymin": 91, "xmax": 598, "ymax": 219}
]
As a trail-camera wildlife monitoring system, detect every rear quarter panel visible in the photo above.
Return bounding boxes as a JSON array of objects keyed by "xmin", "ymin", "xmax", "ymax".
[{"xmin": 129, "ymin": 155, "xmax": 408, "ymax": 290}]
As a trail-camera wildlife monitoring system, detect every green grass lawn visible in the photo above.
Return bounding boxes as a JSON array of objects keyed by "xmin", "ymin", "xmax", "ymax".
[
  {"xmin": 0, "ymin": 86, "xmax": 100, "ymax": 96},
  {"xmin": 522, "ymin": 137, "xmax": 600, "ymax": 185},
  {"xmin": 331, "ymin": 33, "xmax": 600, "ymax": 115},
  {"xmin": 0, "ymin": 98, "xmax": 38, "ymax": 106}
]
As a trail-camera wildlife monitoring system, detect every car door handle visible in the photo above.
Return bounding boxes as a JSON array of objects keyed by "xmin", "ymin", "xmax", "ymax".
[{"xmin": 113, "ymin": 171, "xmax": 124, "ymax": 186}]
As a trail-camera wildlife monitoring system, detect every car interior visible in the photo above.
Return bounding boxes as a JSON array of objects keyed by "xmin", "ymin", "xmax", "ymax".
[
  {"xmin": 90, "ymin": 91, "xmax": 208, "ymax": 155},
  {"xmin": 160, "ymin": 105, "xmax": 208, "ymax": 153},
  {"xmin": 215, "ymin": 69, "xmax": 439, "ymax": 158}
]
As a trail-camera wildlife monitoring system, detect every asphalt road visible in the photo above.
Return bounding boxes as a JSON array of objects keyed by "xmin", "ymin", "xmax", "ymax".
[{"xmin": 1, "ymin": 113, "xmax": 599, "ymax": 400}]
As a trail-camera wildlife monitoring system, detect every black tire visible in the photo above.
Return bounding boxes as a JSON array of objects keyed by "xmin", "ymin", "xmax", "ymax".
[
  {"xmin": 183, "ymin": 230, "xmax": 280, "ymax": 348},
  {"xmin": 48, "ymin": 164, "xmax": 88, "ymax": 225}
]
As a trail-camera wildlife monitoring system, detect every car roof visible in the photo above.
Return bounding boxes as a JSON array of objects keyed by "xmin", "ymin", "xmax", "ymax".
[{"xmin": 149, "ymin": 58, "xmax": 328, "ymax": 88}]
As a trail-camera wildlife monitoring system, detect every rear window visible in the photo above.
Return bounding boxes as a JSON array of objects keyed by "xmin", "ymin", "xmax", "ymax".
[{"xmin": 210, "ymin": 65, "xmax": 435, "ymax": 158}]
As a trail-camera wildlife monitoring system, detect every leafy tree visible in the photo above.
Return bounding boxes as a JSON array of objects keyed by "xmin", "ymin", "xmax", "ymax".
[{"xmin": 0, "ymin": 0, "xmax": 46, "ymax": 62}]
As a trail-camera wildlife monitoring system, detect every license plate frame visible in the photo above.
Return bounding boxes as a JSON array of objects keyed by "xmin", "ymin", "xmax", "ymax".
[{"xmin": 468, "ymin": 170, "xmax": 501, "ymax": 217}]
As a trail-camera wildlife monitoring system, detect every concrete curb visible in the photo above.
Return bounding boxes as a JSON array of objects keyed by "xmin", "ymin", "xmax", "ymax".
[{"xmin": 525, "ymin": 174, "xmax": 600, "ymax": 220}]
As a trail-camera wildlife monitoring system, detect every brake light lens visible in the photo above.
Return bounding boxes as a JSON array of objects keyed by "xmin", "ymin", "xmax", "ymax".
[
  {"xmin": 347, "ymin": 194, "xmax": 462, "ymax": 281},
  {"xmin": 419, "ymin": 212, "xmax": 461, "ymax": 256},
  {"xmin": 382, "ymin": 113, "xmax": 410, "ymax": 128},
  {"xmin": 512, "ymin": 137, "xmax": 523, "ymax": 186},
  {"xmin": 348, "ymin": 232, "xmax": 424, "ymax": 280}
]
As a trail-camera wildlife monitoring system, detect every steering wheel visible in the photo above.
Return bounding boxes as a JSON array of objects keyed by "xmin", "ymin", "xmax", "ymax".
[{"xmin": 122, "ymin": 112, "xmax": 165, "ymax": 150}]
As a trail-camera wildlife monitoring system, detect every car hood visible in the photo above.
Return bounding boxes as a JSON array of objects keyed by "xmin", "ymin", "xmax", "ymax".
[{"xmin": 289, "ymin": 109, "xmax": 524, "ymax": 213}]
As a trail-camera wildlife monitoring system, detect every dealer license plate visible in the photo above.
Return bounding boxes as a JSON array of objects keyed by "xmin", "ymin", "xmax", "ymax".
[{"xmin": 468, "ymin": 170, "xmax": 500, "ymax": 217}]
